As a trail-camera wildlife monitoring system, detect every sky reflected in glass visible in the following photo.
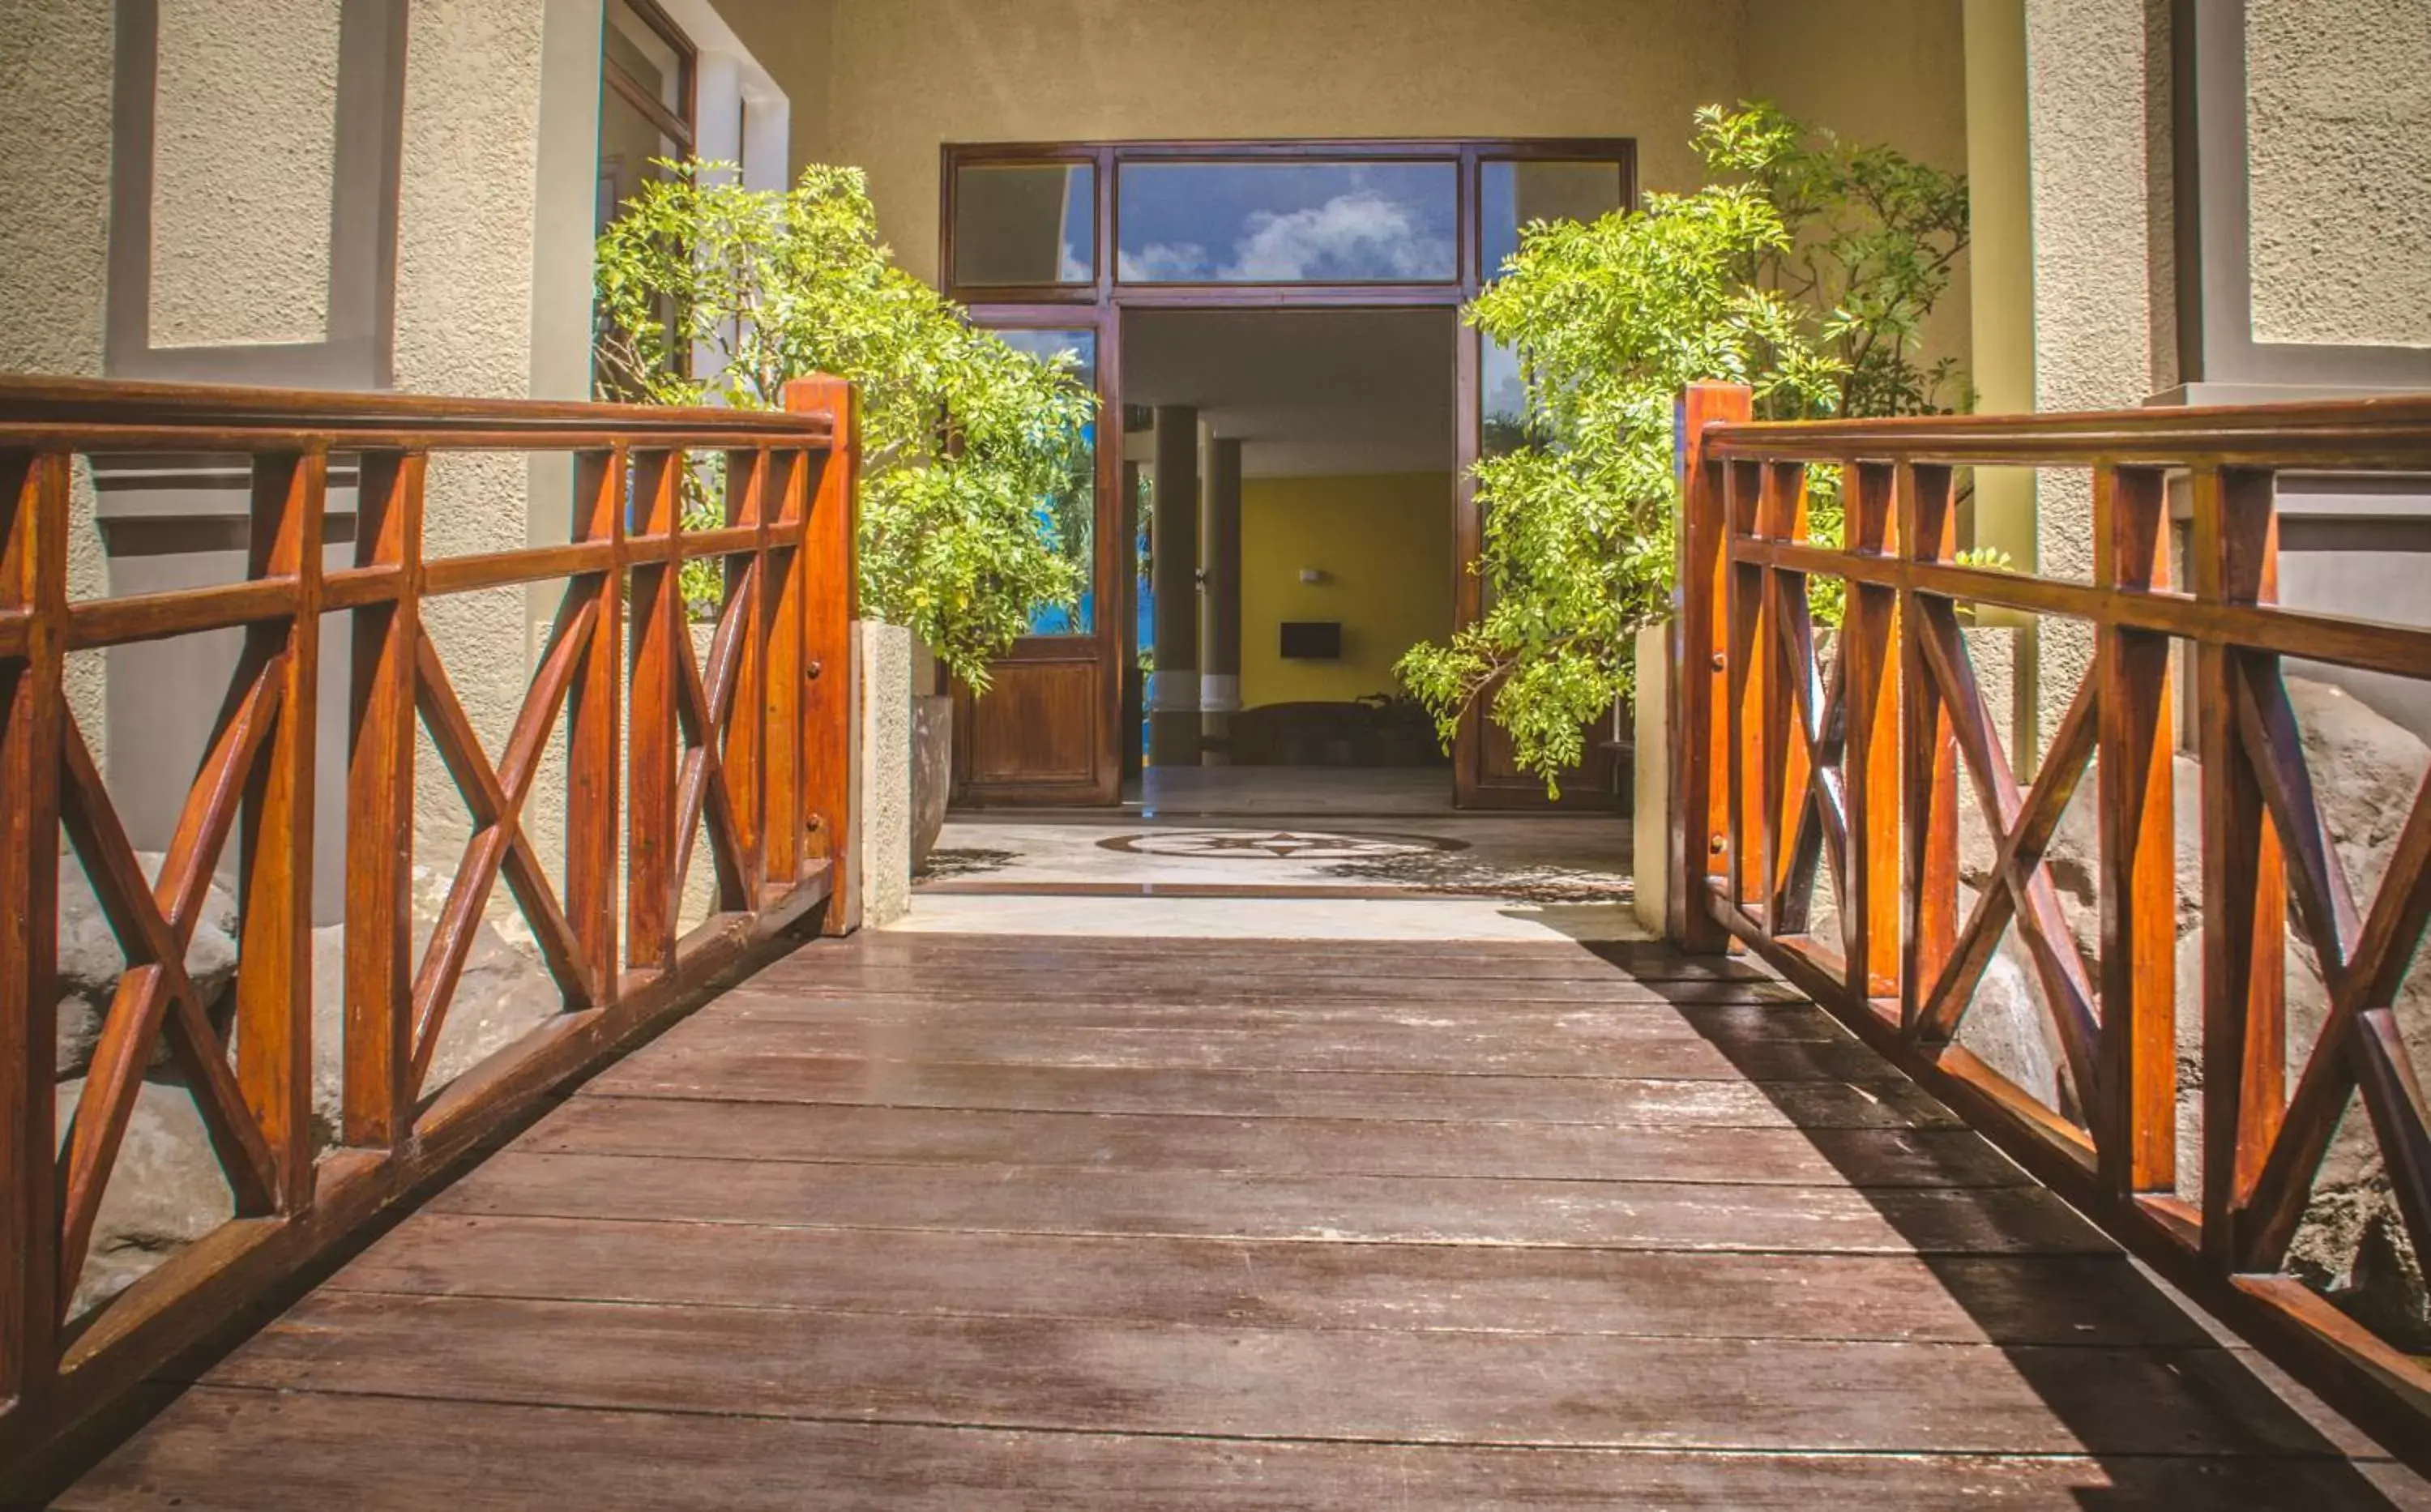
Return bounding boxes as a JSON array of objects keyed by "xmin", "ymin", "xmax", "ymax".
[{"xmin": 1117, "ymin": 161, "xmax": 1457, "ymax": 283}]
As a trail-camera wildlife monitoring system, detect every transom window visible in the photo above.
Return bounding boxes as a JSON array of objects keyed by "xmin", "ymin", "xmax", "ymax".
[{"xmin": 944, "ymin": 140, "xmax": 1634, "ymax": 301}]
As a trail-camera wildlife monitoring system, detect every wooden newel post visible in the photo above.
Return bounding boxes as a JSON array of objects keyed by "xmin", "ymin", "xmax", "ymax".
[
  {"xmin": 785, "ymin": 376, "xmax": 860, "ymax": 934},
  {"xmin": 1670, "ymin": 382, "xmax": 1752, "ymax": 953}
]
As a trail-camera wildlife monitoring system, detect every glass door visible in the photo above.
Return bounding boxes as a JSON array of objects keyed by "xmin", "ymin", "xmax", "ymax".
[{"xmin": 951, "ymin": 308, "xmax": 1125, "ymax": 804}]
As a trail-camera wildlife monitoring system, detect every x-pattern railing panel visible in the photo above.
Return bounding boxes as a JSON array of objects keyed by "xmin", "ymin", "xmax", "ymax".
[
  {"xmin": 0, "ymin": 375, "xmax": 859, "ymax": 1478},
  {"xmin": 1673, "ymin": 382, "xmax": 2431, "ymax": 1475}
]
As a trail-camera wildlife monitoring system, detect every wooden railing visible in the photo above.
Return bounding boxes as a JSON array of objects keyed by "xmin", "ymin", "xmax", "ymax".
[
  {"xmin": 1669, "ymin": 382, "xmax": 2431, "ymax": 1471},
  {"xmin": 0, "ymin": 375, "xmax": 857, "ymax": 1474}
]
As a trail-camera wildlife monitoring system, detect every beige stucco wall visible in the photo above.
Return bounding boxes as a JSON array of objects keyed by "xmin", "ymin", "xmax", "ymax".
[
  {"xmin": 1745, "ymin": 0, "xmax": 1973, "ymax": 395},
  {"xmin": 0, "ymin": 0, "xmax": 114, "ymax": 756},
  {"xmin": 715, "ymin": 0, "xmax": 835, "ymax": 173},
  {"xmin": 393, "ymin": 0, "xmax": 558, "ymax": 859},
  {"xmin": 1963, "ymin": 0, "xmax": 2037, "ymax": 574},
  {"xmin": 2245, "ymin": 0, "xmax": 2431, "ymax": 349},
  {"xmin": 801, "ymin": 0, "xmax": 1754, "ymax": 288},
  {"xmin": 2023, "ymin": 0, "xmax": 2173, "ymax": 750},
  {"xmin": 150, "ymin": 0, "xmax": 344, "ymax": 348}
]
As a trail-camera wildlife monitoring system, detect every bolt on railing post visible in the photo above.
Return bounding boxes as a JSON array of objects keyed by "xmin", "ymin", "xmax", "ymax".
[
  {"xmin": 1671, "ymin": 382, "xmax": 1751, "ymax": 953},
  {"xmin": 785, "ymin": 375, "xmax": 861, "ymax": 934}
]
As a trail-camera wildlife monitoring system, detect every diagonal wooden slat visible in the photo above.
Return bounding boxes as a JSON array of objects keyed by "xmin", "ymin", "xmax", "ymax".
[
  {"xmin": 408, "ymin": 600, "xmax": 601, "ymax": 1096},
  {"xmin": 2352, "ymin": 1007, "xmax": 2431, "ymax": 1284},
  {"xmin": 53, "ymin": 715, "xmax": 279, "ymax": 1305},
  {"xmin": 1912, "ymin": 673, "xmax": 2099, "ymax": 1052},
  {"xmin": 1770, "ymin": 587, "xmax": 1848, "ymax": 942},
  {"xmin": 2237, "ymin": 764, "xmax": 2431, "ymax": 1269},
  {"xmin": 2236, "ymin": 660, "xmax": 2361, "ymax": 978},
  {"xmin": 673, "ymin": 566, "xmax": 753, "ymax": 917},
  {"xmin": 1914, "ymin": 601, "xmax": 2103, "ymax": 1117}
]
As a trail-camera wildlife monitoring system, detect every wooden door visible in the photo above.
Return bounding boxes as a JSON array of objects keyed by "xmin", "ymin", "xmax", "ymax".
[{"xmin": 952, "ymin": 310, "xmax": 1124, "ymax": 805}]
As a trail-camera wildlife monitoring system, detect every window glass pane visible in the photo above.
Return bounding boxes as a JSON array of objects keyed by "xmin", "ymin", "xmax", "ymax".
[
  {"xmin": 1480, "ymin": 335, "xmax": 1532, "ymax": 459},
  {"xmin": 605, "ymin": 0, "xmax": 685, "ymax": 113},
  {"xmin": 1117, "ymin": 160, "xmax": 1457, "ymax": 283},
  {"xmin": 1479, "ymin": 160, "xmax": 1625, "ymax": 278},
  {"xmin": 993, "ymin": 328, "xmax": 1098, "ymax": 635},
  {"xmin": 954, "ymin": 164, "xmax": 1095, "ymax": 285}
]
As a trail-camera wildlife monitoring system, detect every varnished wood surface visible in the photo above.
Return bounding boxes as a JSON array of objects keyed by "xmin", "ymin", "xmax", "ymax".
[
  {"xmin": 62, "ymin": 934, "xmax": 2417, "ymax": 1508},
  {"xmin": 0, "ymin": 378, "xmax": 858, "ymax": 1482},
  {"xmin": 1675, "ymin": 382, "xmax": 2431, "ymax": 1469}
]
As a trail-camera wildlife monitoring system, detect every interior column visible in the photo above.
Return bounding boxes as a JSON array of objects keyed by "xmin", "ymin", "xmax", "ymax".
[
  {"xmin": 1148, "ymin": 405, "xmax": 1201, "ymax": 767},
  {"xmin": 1199, "ymin": 433, "xmax": 1243, "ymax": 764}
]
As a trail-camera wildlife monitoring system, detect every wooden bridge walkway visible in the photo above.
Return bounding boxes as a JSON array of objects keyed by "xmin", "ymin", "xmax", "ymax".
[{"xmin": 58, "ymin": 930, "xmax": 2422, "ymax": 1508}]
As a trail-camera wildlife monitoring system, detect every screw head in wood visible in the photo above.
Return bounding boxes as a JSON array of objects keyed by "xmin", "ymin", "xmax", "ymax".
[{"xmin": 1710, "ymin": 834, "xmax": 1728, "ymax": 854}]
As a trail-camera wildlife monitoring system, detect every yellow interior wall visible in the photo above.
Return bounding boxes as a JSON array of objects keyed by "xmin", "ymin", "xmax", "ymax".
[{"xmin": 1239, "ymin": 473, "xmax": 1452, "ymax": 708}]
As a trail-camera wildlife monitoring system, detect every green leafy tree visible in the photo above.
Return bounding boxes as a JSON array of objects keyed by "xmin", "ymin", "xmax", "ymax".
[
  {"xmin": 1396, "ymin": 104, "xmax": 1967, "ymax": 792},
  {"xmin": 594, "ymin": 162, "xmax": 1096, "ymax": 688}
]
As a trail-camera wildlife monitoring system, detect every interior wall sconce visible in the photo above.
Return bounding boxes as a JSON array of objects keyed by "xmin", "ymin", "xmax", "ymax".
[{"xmin": 1298, "ymin": 567, "xmax": 1327, "ymax": 585}]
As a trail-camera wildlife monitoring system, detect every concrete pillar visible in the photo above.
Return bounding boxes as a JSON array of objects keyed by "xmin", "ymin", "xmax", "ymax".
[
  {"xmin": 1147, "ymin": 405, "xmax": 1200, "ymax": 767},
  {"xmin": 1199, "ymin": 434, "xmax": 1244, "ymax": 763}
]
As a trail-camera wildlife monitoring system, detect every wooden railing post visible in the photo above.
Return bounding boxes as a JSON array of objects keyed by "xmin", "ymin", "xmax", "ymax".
[
  {"xmin": 237, "ymin": 451, "xmax": 323, "ymax": 1211},
  {"xmin": 787, "ymin": 376, "xmax": 859, "ymax": 935},
  {"xmin": 625, "ymin": 450, "xmax": 681, "ymax": 971},
  {"xmin": 1897, "ymin": 463, "xmax": 1960, "ymax": 1031},
  {"xmin": 1840, "ymin": 463, "xmax": 1902, "ymax": 999},
  {"xmin": 2193, "ymin": 465, "xmax": 2285, "ymax": 1263},
  {"xmin": 722, "ymin": 448, "xmax": 768, "ymax": 901},
  {"xmin": 0, "ymin": 450, "xmax": 66, "ymax": 1401},
  {"xmin": 759, "ymin": 444, "xmax": 808, "ymax": 898},
  {"xmin": 566, "ymin": 447, "xmax": 627, "ymax": 1004},
  {"xmin": 342, "ymin": 451, "xmax": 423, "ymax": 1151},
  {"xmin": 1670, "ymin": 382, "xmax": 1750, "ymax": 952},
  {"xmin": 2094, "ymin": 464, "xmax": 2177, "ymax": 1196}
]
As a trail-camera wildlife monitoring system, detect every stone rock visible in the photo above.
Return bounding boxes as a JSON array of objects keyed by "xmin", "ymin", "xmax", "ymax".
[
  {"xmin": 1945, "ymin": 676, "xmax": 2429, "ymax": 1343},
  {"xmin": 305, "ymin": 899, "xmax": 563, "ymax": 1147},
  {"xmin": 54, "ymin": 1076, "xmax": 234, "ymax": 1320},
  {"xmin": 55, "ymin": 852, "xmax": 240, "ymax": 1080}
]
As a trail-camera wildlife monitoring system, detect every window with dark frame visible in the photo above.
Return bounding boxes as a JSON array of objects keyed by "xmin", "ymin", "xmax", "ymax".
[{"xmin": 595, "ymin": 0, "xmax": 698, "ymax": 392}]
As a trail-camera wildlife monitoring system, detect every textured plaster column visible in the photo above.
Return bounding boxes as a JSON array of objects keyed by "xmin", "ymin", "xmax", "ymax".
[
  {"xmin": 0, "ymin": 0, "xmax": 113, "ymax": 759},
  {"xmin": 856, "ymin": 620, "xmax": 912, "ymax": 928},
  {"xmin": 1148, "ymin": 405, "xmax": 1201, "ymax": 767},
  {"xmin": 2024, "ymin": 0, "xmax": 2175, "ymax": 760},
  {"xmin": 1198, "ymin": 434, "xmax": 1243, "ymax": 764}
]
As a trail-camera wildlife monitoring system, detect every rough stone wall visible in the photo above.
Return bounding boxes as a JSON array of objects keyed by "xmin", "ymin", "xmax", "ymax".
[
  {"xmin": 0, "ymin": 0, "xmax": 113, "ymax": 757},
  {"xmin": 149, "ymin": 0, "xmax": 344, "ymax": 348},
  {"xmin": 2246, "ymin": 0, "xmax": 2431, "ymax": 350}
]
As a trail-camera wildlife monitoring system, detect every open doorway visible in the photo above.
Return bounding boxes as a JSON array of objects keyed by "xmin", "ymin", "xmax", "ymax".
[{"xmin": 1121, "ymin": 308, "xmax": 1457, "ymax": 815}]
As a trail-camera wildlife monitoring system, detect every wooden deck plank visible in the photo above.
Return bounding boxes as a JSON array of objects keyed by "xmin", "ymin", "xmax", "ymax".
[
  {"xmin": 62, "ymin": 929, "xmax": 2420, "ymax": 1506},
  {"xmin": 425, "ymin": 1150, "xmax": 2113, "ymax": 1254},
  {"xmin": 62, "ymin": 1393, "xmax": 2418, "ymax": 1512},
  {"xmin": 582, "ymin": 1054, "xmax": 1967, "ymax": 1126},
  {"xmin": 519, "ymin": 1095, "xmax": 2032, "ymax": 1185},
  {"xmin": 603, "ymin": 1019, "xmax": 1904, "ymax": 1081},
  {"xmin": 323, "ymin": 1215, "xmax": 2207, "ymax": 1346},
  {"xmin": 177, "ymin": 1292, "xmax": 2336, "ymax": 1457}
]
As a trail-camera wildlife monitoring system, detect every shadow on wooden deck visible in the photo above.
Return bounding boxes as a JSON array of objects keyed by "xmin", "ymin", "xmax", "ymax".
[{"xmin": 48, "ymin": 932, "xmax": 2431, "ymax": 1509}]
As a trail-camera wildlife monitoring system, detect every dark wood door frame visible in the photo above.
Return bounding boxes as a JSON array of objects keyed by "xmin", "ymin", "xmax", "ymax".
[{"xmin": 943, "ymin": 137, "xmax": 1637, "ymax": 809}]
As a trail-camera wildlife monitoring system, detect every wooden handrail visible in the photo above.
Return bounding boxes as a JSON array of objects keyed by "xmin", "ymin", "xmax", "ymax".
[
  {"xmin": 0, "ymin": 376, "xmax": 859, "ymax": 1479},
  {"xmin": 1669, "ymin": 382, "xmax": 2431, "ymax": 1475}
]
